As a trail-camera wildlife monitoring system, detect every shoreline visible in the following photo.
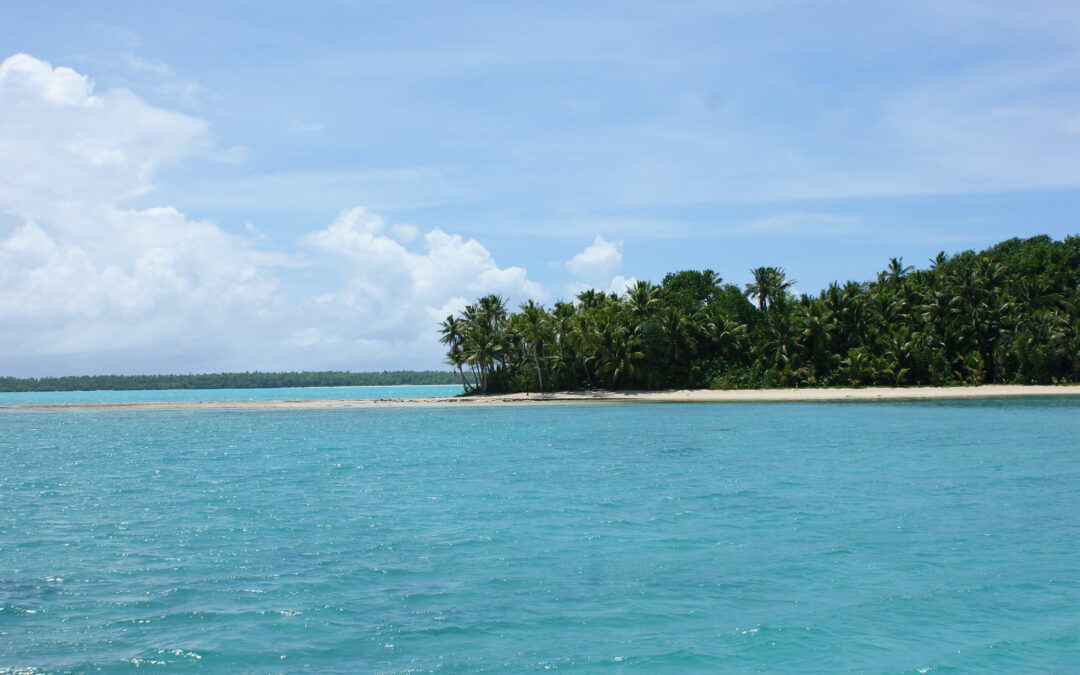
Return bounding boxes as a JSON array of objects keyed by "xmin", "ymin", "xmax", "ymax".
[{"xmin": 1, "ymin": 384, "xmax": 1077, "ymax": 412}]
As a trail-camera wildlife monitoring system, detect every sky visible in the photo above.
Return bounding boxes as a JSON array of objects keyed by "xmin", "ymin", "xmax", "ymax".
[{"xmin": 1, "ymin": 0, "xmax": 1078, "ymax": 377}]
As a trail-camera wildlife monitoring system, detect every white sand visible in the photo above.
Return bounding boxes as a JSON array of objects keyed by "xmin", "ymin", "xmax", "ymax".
[{"xmin": 2, "ymin": 384, "xmax": 1077, "ymax": 411}]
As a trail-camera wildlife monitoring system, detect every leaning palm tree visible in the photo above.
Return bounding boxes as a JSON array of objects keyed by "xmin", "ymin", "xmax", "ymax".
[
  {"xmin": 462, "ymin": 326, "xmax": 505, "ymax": 393},
  {"xmin": 438, "ymin": 315, "xmax": 472, "ymax": 392},
  {"xmin": 445, "ymin": 345, "xmax": 472, "ymax": 392}
]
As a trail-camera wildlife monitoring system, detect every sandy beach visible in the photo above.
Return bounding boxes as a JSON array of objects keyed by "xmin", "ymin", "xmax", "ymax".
[{"xmin": 2, "ymin": 384, "xmax": 1077, "ymax": 411}]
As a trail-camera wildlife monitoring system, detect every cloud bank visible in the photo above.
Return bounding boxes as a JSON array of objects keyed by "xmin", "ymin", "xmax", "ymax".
[{"xmin": 0, "ymin": 54, "xmax": 546, "ymax": 376}]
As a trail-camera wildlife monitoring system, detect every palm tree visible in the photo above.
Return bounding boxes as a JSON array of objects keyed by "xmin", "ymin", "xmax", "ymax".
[
  {"xmin": 884, "ymin": 257, "xmax": 915, "ymax": 283},
  {"xmin": 703, "ymin": 309, "xmax": 748, "ymax": 364},
  {"xmin": 576, "ymin": 288, "xmax": 607, "ymax": 311},
  {"xmin": 658, "ymin": 306, "xmax": 699, "ymax": 386},
  {"xmin": 596, "ymin": 323, "xmax": 644, "ymax": 387},
  {"xmin": 516, "ymin": 300, "xmax": 550, "ymax": 392},
  {"xmin": 571, "ymin": 312, "xmax": 598, "ymax": 388},
  {"xmin": 477, "ymin": 294, "xmax": 509, "ymax": 333},
  {"xmin": 438, "ymin": 315, "xmax": 472, "ymax": 392},
  {"xmin": 745, "ymin": 266, "xmax": 796, "ymax": 312},
  {"xmin": 625, "ymin": 280, "xmax": 661, "ymax": 319},
  {"xmin": 462, "ymin": 328, "xmax": 505, "ymax": 393}
]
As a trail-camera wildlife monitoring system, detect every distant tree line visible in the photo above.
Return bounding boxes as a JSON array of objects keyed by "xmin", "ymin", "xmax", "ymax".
[
  {"xmin": 440, "ymin": 235, "xmax": 1079, "ymax": 393},
  {"xmin": 0, "ymin": 370, "xmax": 462, "ymax": 392}
]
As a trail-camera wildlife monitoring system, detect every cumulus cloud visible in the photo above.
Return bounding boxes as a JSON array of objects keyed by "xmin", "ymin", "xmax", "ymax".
[
  {"xmin": 301, "ymin": 207, "xmax": 543, "ymax": 340},
  {"xmin": 0, "ymin": 53, "xmax": 207, "ymax": 211},
  {"xmin": 566, "ymin": 235, "xmax": 622, "ymax": 278},
  {"xmin": 0, "ymin": 53, "xmax": 545, "ymax": 376},
  {"xmin": 607, "ymin": 275, "xmax": 638, "ymax": 296},
  {"xmin": 0, "ymin": 203, "xmax": 285, "ymax": 367},
  {"xmin": 0, "ymin": 54, "xmax": 278, "ymax": 372},
  {"xmin": 390, "ymin": 223, "xmax": 420, "ymax": 243},
  {"xmin": 563, "ymin": 235, "xmax": 634, "ymax": 300}
]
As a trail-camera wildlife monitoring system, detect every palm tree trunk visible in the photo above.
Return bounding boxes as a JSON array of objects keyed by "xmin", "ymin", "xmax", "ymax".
[
  {"xmin": 582, "ymin": 357, "xmax": 594, "ymax": 388},
  {"xmin": 534, "ymin": 350, "xmax": 544, "ymax": 393}
]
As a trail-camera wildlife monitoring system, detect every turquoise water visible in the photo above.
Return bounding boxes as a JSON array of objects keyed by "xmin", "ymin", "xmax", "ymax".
[
  {"xmin": 0, "ymin": 384, "xmax": 463, "ymax": 406},
  {"xmin": 2, "ymin": 398, "xmax": 1079, "ymax": 672}
]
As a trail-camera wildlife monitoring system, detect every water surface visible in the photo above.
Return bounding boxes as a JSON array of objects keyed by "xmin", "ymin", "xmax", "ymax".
[
  {"xmin": 2, "ymin": 398, "xmax": 1079, "ymax": 672},
  {"xmin": 0, "ymin": 384, "xmax": 463, "ymax": 406}
]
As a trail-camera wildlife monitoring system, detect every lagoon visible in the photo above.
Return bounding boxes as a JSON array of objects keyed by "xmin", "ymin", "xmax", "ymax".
[
  {"xmin": 0, "ymin": 384, "xmax": 464, "ymax": 407},
  {"xmin": 2, "ymin": 398, "xmax": 1079, "ymax": 672}
]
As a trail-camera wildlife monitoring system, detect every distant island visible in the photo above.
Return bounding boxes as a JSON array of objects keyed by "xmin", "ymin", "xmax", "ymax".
[
  {"xmin": 441, "ymin": 235, "xmax": 1079, "ymax": 393},
  {"xmin": 0, "ymin": 370, "xmax": 461, "ymax": 393}
]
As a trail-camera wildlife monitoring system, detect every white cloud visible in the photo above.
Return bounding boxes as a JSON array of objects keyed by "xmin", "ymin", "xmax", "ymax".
[
  {"xmin": 0, "ymin": 53, "xmax": 208, "ymax": 211},
  {"xmin": 0, "ymin": 54, "xmax": 544, "ymax": 376},
  {"xmin": 562, "ymin": 235, "xmax": 636, "ymax": 300},
  {"xmin": 566, "ymin": 235, "xmax": 622, "ymax": 278},
  {"xmin": 608, "ymin": 275, "xmax": 637, "ymax": 296},
  {"xmin": 0, "ymin": 53, "xmax": 277, "ymax": 370},
  {"xmin": 301, "ymin": 207, "xmax": 543, "ymax": 340},
  {"xmin": 0, "ymin": 53, "xmax": 94, "ymax": 105},
  {"xmin": 0, "ymin": 204, "xmax": 284, "ymax": 361},
  {"xmin": 390, "ymin": 222, "xmax": 420, "ymax": 243}
]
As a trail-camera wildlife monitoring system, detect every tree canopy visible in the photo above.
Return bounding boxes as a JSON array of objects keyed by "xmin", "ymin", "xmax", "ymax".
[{"xmin": 443, "ymin": 235, "xmax": 1079, "ymax": 393}]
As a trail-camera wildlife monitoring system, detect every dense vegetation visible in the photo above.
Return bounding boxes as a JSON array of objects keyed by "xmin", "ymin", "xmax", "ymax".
[
  {"xmin": 0, "ymin": 370, "xmax": 460, "ymax": 392},
  {"xmin": 441, "ymin": 235, "xmax": 1079, "ymax": 393}
]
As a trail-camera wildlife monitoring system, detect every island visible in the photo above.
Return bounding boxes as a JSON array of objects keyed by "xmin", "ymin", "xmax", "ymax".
[{"xmin": 441, "ymin": 235, "xmax": 1079, "ymax": 394}]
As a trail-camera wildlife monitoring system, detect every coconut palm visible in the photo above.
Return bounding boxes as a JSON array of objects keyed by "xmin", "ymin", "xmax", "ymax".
[
  {"xmin": 516, "ymin": 300, "xmax": 551, "ymax": 392},
  {"xmin": 438, "ymin": 315, "xmax": 472, "ymax": 392},
  {"xmin": 625, "ymin": 280, "xmax": 661, "ymax": 319},
  {"xmin": 884, "ymin": 257, "xmax": 915, "ymax": 283},
  {"xmin": 745, "ymin": 266, "xmax": 796, "ymax": 312}
]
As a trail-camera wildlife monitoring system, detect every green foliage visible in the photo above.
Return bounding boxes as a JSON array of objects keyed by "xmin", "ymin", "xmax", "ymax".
[
  {"xmin": 660, "ymin": 269, "xmax": 723, "ymax": 309},
  {"xmin": 0, "ymin": 371, "xmax": 462, "ymax": 392},
  {"xmin": 445, "ymin": 235, "xmax": 1079, "ymax": 392}
]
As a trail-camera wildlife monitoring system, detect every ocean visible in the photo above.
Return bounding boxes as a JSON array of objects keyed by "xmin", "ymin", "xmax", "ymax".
[{"xmin": 2, "ymin": 395, "xmax": 1079, "ymax": 672}]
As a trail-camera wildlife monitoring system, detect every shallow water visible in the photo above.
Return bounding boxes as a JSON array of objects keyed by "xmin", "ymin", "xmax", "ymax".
[
  {"xmin": 0, "ymin": 384, "xmax": 463, "ymax": 406},
  {"xmin": 2, "ymin": 398, "xmax": 1079, "ymax": 672}
]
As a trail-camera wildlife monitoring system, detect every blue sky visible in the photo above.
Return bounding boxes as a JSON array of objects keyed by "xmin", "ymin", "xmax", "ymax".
[{"xmin": 1, "ymin": 1, "xmax": 1078, "ymax": 376}]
